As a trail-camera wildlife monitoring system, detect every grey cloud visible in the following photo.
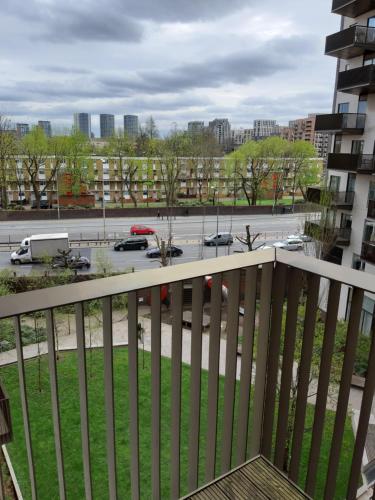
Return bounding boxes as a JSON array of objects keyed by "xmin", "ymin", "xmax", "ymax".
[
  {"xmin": 2, "ymin": 0, "xmax": 250, "ymax": 44},
  {"xmin": 33, "ymin": 65, "xmax": 91, "ymax": 75},
  {"xmin": 100, "ymin": 36, "xmax": 318, "ymax": 94}
]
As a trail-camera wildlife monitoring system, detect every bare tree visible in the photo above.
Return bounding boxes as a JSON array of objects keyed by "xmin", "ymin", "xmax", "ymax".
[{"xmin": 236, "ymin": 225, "xmax": 263, "ymax": 251}]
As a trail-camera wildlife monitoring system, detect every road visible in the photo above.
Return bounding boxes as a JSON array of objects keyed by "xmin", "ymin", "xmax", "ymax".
[{"xmin": 0, "ymin": 213, "xmax": 310, "ymax": 274}]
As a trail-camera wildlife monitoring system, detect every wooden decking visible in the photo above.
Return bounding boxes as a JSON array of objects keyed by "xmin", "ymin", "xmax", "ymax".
[{"xmin": 182, "ymin": 456, "xmax": 311, "ymax": 499}]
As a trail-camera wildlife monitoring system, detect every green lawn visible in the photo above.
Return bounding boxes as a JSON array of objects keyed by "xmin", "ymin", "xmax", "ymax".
[{"xmin": 2, "ymin": 349, "xmax": 354, "ymax": 499}]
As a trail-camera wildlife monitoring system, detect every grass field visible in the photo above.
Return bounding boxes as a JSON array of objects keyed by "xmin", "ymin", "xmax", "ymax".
[{"xmin": 2, "ymin": 348, "xmax": 354, "ymax": 499}]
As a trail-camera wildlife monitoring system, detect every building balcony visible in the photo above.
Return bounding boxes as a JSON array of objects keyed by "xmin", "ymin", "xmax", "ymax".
[
  {"xmin": 327, "ymin": 153, "xmax": 375, "ymax": 174},
  {"xmin": 361, "ymin": 240, "xmax": 375, "ymax": 264},
  {"xmin": 368, "ymin": 199, "xmax": 375, "ymax": 218},
  {"xmin": 337, "ymin": 64, "xmax": 375, "ymax": 95},
  {"xmin": 332, "ymin": 0, "xmax": 375, "ymax": 17},
  {"xmin": 326, "ymin": 25, "xmax": 375, "ymax": 58},
  {"xmin": 305, "ymin": 220, "xmax": 352, "ymax": 246},
  {"xmin": 306, "ymin": 186, "xmax": 354, "ymax": 209},
  {"xmin": 315, "ymin": 113, "xmax": 366, "ymax": 134},
  {"xmin": 0, "ymin": 250, "xmax": 375, "ymax": 499}
]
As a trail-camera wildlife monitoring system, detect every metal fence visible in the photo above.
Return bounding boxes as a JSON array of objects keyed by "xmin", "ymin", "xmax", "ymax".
[{"xmin": 0, "ymin": 249, "xmax": 374, "ymax": 499}]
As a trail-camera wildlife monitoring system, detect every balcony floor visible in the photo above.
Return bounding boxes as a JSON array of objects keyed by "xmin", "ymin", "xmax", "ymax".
[{"xmin": 183, "ymin": 456, "xmax": 311, "ymax": 499}]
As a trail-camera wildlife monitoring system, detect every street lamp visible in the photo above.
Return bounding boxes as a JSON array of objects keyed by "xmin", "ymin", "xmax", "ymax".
[{"xmin": 210, "ymin": 184, "xmax": 219, "ymax": 258}]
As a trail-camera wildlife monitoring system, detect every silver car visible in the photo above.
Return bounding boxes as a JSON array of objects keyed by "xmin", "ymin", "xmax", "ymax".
[
  {"xmin": 273, "ymin": 238, "xmax": 304, "ymax": 251},
  {"xmin": 204, "ymin": 232, "xmax": 233, "ymax": 246}
]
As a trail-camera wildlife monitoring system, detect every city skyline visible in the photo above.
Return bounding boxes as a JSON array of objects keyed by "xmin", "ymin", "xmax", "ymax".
[{"xmin": 0, "ymin": 0, "xmax": 339, "ymax": 135}]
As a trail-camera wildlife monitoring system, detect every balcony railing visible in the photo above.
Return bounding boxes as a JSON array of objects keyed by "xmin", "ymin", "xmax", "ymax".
[
  {"xmin": 0, "ymin": 250, "xmax": 375, "ymax": 499},
  {"xmin": 327, "ymin": 153, "xmax": 375, "ymax": 174},
  {"xmin": 0, "ymin": 384, "xmax": 12, "ymax": 445},
  {"xmin": 315, "ymin": 113, "xmax": 366, "ymax": 134},
  {"xmin": 368, "ymin": 199, "xmax": 375, "ymax": 219},
  {"xmin": 306, "ymin": 186, "xmax": 355, "ymax": 209},
  {"xmin": 305, "ymin": 220, "xmax": 352, "ymax": 246},
  {"xmin": 332, "ymin": 0, "xmax": 375, "ymax": 17},
  {"xmin": 326, "ymin": 25, "xmax": 375, "ymax": 58},
  {"xmin": 337, "ymin": 64, "xmax": 375, "ymax": 95}
]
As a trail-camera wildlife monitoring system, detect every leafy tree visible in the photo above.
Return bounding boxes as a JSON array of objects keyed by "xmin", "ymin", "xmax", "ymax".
[
  {"xmin": 144, "ymin": 116, "xmax": 159, "ymax": 139},
  {"xmin": 63, "ymin": 130, "xmax": 91, "ymax": 197},
  {"xmin": 0, "ymin": 115, "xmax": 17, "ymax": 208},
  {"xmin": 107, "ymin": 131, "xmax": 138, "ymax": 207},
  {"xmin": 289, "ymin": 141, "xmax": 319, "ymax": 203},
  {"xmin": 226, "ymin": 137, "xmax": 290, "ymax": 205},
  {"xmin": 20, "ymin": 126, "xmax": 49, "ymax": 208},
  {"xmin": 158, "ymin": 130, "xmax": 192, "ymax": 208}
]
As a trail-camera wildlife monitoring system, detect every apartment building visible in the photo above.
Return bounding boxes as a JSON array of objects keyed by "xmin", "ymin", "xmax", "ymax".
[
  {"xmin": 208, "ymin": 118, "xmax": 231, "ymax": 149},
  {"xmin": 73, "ymin": 113, "xmax": 91, "ymax": 137},
  {"xmin": 253, "ymin": 119, "xmax": 279, "ymax": 140},
  {"xmin": 187, "ymin": 121, "xmax": 205, "ymax": 135},
  {"xmin": 124, "ymin": 115, "xmax": 139, "ymax": 137},
  {"xmin": 16, "ymin": 123, "xmax": 29, "ymax": 138},
  {"xmin": 231, "ymin": 128, "xmax": 253, "ymax": 148},
  {"xmin": 307, "ymin": 0, "xmax": 375, "ymax": 331},
  {"xmin": 100, "ymin": 114, "xmax": 115, "ymax": 138},
  {"xmin": 37, "ymin": 120, "xmax": 52, "ymax": 138},
  {"xmin": 287, "ymin": 115, "xmax": 330, "ymax": 158}
]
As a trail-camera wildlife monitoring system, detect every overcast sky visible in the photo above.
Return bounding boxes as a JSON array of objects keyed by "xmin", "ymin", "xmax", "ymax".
[{"xmin": 0, "ymin": 0, "xmax": 340, "ymax": 135}]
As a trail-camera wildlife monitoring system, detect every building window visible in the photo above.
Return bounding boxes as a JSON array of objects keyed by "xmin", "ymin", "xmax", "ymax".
[
  {"xmin": 333, "ymin": 134, "xmax": 342, "ymax": 153},
  {"xmin": 352, "ymin": 253, "xmax": 366, "ymax": 271},
  {"xmin": 351, "ymin": 140, "xmax": 364, "ymax": 154},
  {"xmin": 360, "ymin": 297, "xmax": 375, "ymax": 336},
  {"xmin": 357, "ymin": 95, "xmax": 368, "ymax": 114},
  {"xmin": 338, "ymin": 102, "xmax": 349, "ymax": 113},
  {"xmin": 364, "ymin": 51, "xmax": 375, "ymax": 66},
  {"xmin": 369, "ymin": 181, "xmax": 375, "ymax": 202},
  {"xmin": 347, "ymin": 172, "xmax": 356, "ymax": 193},
  {"xmin": 329, "ymin": 175, "xmax": 340, "ymax": 192}
]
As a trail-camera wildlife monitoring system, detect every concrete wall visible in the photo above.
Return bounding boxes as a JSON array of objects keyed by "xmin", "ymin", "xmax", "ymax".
[{"xmin": 0, "ymin": 204, "xmax": 309, "ymax": 221}]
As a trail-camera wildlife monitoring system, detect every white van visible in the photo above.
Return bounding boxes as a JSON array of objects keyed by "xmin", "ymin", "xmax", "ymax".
[{"xmin": 11, "ymin": 233, "xmax": 69, "ymax": 264}]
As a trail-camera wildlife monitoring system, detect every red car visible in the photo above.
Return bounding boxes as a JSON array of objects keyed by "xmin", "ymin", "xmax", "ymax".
[{"xmin": 130, "ymin": 224, "xmax": 155, "ymax": 236}]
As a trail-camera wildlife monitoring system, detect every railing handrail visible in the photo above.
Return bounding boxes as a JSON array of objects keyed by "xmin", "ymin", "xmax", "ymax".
[
  {"xmin": 2, "ymin": 248, "xmax": 375, "ymax": 320},
  {"xmin": 0, "ymin": 249, "xmax": 276, "ymax": 319}
]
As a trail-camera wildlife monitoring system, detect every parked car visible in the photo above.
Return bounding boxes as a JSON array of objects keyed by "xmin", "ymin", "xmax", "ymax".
[
  {"xmin": 52, "ymin": 255, "xmax": 91, "ymax": 269},
  {"xmin": 31, "ymin": 200, "xmax": 51, "ymax": 209},
  {"xmin": 204, "ymin": 232, "xmax": 233, "ymax": 246},
  {"xmin": 273, "ymin": 238, "xmax": 304, "ymax": 251},
  {"xmin": 130, "ymin": 225, "xmax": 155, "ymax": 235},
  {"xmin": 288, "ymin": 233, "xmax": 312, "ymax": 243},
  {"xmin": 114, "ymin": 237, "xmax": 148, "ymax": 251},
  {"xmin": 146, "ymin": 245, "xmax": 183, "ymax": 258}
]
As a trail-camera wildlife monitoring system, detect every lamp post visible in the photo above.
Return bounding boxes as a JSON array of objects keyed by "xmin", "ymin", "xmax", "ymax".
[{"xmin": 210, "ymin": 184, "xmax": 219, "ymax": 258}]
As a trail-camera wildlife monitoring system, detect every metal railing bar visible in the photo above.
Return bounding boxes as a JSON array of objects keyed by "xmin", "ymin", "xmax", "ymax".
[
  {"xmin": 324, "ymin": 287, "xmax": 364, "ymax": 499},
  {"xmin": 261, "ymin": 263, "xmax": 288, "ymax": 459},
  {"xmin": 151, "ymin": 286, "xmax": 161, "ymax": 500},
  {"xmin": 0, "ymin": 250, "xmax": 276, "ymax": 320},
  {"xmin": 128, "ymin": 291, "xmax": 140, "ymax": 500},
  {"xmin": 236, "ymin": 266, "xmax": 258, "ymax": 466},
  {"xmin": 102, "ymin": 297, "xmax": 117, "ymax": 500},
  {"xmin": 276, "ymin": 249, "xmax": 375, "ymax": 294},
  {"xmin": 248, "ymin": 262, "xmax": 273, "ymax": 458},
  {"xmin": 205, "ymin": 273, "xmax": 223, "ymax": 482},
  {"xmin": 45, "ymin": 309, "xmax": 66, "ymax": 500},
  {"xmin": 347, "ymin": 316, "xmax": 375, "ymax": 500},
  {"xmin": 289, "ymin": 273, "xmax": 320, "ymax": 482},
  {"xmin": 274, "ymin": 268, "xmax": 304, "ymax": 469},
  {"xmin": 305, "ymin": 280, "xmax": 341, "ymax": 497},
  {"xmin": 188, "ymin": 277, "xmax": 204, "ymax": 492},
  {"xmin": 75, "ymin": 302, "xmax": 93, "ymax": 500},
  {"xmin": 221, "ymin": 269, "xmax": 241, "ymax": 474},
  {"xmin": 170, "ymin": 282, "xmax": 183, "ymax": 499},
  {"xmin": 13, "ymin": 316, "xmax": 37, "ymax": 500}
]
